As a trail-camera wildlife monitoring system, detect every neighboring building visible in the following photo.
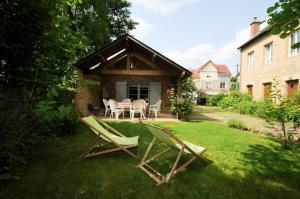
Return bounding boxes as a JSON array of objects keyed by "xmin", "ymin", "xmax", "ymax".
[
  {"xmin": 238, "ymin": 17, "xmax": 300, "ymax": 100},
  {"xmin": 192, "ymin": 60, "xmax": 231, "ymax": 95},
  {"xmin": 74, "ymin": 34, "xmax": 191, "ymax": 115}
]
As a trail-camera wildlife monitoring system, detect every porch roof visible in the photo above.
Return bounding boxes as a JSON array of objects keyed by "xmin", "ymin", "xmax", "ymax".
[{"xmin": 74, "ymin": 34, "xmax": 191, "ymax": 76}]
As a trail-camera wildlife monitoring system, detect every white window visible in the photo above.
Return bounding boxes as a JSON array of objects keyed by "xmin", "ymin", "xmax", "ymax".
[
  {"xmin": 265, "ymin": 43, "xmax": 272, "ymax": 64},
  {"xmin": 220, "ymin": 82, "xmax": 225, "ymax": 89},
  {"xmin": 289, "ymin": 30, "xmax": 300, "ymax": 56},
  {"xmin": 248, "ymin": 51, "xmax": 254, "ymax": 69},
  {"xmin": 206, "ymin": 82, "xmax": 212, "ymax": 89}
]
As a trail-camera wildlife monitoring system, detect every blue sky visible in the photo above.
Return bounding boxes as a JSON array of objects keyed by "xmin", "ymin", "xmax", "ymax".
[{"xmin": 129, "ymin": 0, "xmax": 276, "ymax": 74}]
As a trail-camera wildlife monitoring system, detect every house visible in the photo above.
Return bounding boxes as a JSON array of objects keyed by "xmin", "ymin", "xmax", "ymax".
[
  {"xmin": 192, "ymin": 60, "xmax": 231, "ymax": 95},
  {"xmin": 74, "ymin": 34, "xmax": 191, "ymax": 115},
  {"xmin": 238, "ymin": 17, "xmax": 300, "ymax": 100}
]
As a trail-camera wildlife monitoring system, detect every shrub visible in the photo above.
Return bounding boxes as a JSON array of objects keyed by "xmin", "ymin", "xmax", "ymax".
[
  {"xmin": 33, "ymin": 87, "xmax": 78, "ymax": 136},
  {"xmin": 227, "ymin": 119, "xmax": 248, "ymax": 130},
  {"xmin": 292, "ymin": 90, "xmax": 300, "ymax": 105},
  {"xmin": 169, "ymin": 77, "xmax": 196, "ymax": 121},
  {"xmin": 254, "ymin": 100, "xmax": 273, "ymax": 118},
  {"xmin": 207, "ymin": 93, "xmax": 225, "ymax": 106},
  {"xmin": 218, "ymin": 91, "xmax": 252, "ymax": 109},
  {"xmin": 233, "ymin": 100, "xmax": 258, "ymax": 115},
  {"xmin": 218, "ymin": 96, "xmax": 239, "ymax": 109}
]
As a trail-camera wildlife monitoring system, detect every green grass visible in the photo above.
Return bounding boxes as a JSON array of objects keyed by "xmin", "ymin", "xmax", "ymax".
[{"xmin": 1, "ymin": 121, "xmax": 300, "ymax": 199}]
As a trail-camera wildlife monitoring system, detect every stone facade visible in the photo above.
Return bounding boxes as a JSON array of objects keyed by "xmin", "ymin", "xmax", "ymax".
[{"xmin": 240, "ymin": 31, "xmax": 300, "ymax": 100}]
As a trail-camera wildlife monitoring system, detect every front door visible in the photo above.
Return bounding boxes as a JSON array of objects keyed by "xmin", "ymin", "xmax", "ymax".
[
  {"xmin": 287, "ymin": 79, "xmax": 299, "ymax": 97},
  {"xmin": 263, "ymin": 83, "xmax": 271, "ymax": 99}
]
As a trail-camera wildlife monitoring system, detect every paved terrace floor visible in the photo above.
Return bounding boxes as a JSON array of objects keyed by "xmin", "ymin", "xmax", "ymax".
[{"xmin": 95, "ymin": 112, "xmax": 179, "ymax": 122}]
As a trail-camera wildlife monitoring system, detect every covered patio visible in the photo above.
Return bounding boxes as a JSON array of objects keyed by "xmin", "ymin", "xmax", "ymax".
[{"xmin": 74, "ymin": 34, "xmax": 191, "ymax": 118}]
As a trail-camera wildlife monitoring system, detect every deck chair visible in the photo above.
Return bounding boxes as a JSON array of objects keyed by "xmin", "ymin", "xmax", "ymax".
[
  {"xmin": 80, "ymin": 116, "xmax": 139, "ymax": 159},
  {"xmin": 138, "ymin": 123, "xmax": 207, "ymax": 186}
]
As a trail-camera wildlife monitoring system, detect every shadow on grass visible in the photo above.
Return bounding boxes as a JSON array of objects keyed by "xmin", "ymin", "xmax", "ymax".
[
  {"xmin": 1, "ymin": 122, "xmax": 300, "ymax": 199},
  {"xmin": 187, "ymin": 112, "xmax": 222, "ymax": 122},
  {"xmin": 239, "ymin": 137, "xmax": 300, "ymax": 197}
]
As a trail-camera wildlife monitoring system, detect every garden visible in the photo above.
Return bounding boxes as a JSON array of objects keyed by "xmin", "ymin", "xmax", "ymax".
[
  {"xmin": 1, "ymin": 1, "xmax": 300, "ymax": 198},
  {"xmin": 1, "ymin": 121, "xmax": 300, "ymax": 199}
]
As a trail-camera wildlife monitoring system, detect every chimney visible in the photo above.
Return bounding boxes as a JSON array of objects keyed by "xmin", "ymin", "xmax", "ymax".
[{"xmin": 250, "ymin": 17, "xmax": 260, "ymax": 37}]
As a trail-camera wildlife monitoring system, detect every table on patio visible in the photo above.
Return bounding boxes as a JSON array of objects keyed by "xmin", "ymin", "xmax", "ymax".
[{"xmin": 116, "ymin": 102, "xmax": 149, "ymax": 119}]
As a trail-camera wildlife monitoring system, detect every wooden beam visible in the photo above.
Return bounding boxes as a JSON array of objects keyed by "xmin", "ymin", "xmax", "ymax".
[
  {"xmin": 176, "ymin": 77, "xmax": 183, "ymax": 119},
  {"xmin": 132, "ymin": 52, "xmax": 158, "ymax": 70},
  {"xmin": 100, "ymin": 69, "xmax": 177, "ymax": 76},
  {"xmin": 152, "ymin": 53, "xmax": 157, "ymax": 62},
  {"xmin": 126, "ymin": 53, "xmax": 131, "ymax": 70},
  {"xmin": 98, "ymin": 53, "xmax": 107, "ymax": 62},
  {"xmin": 102, "ymin": 51, "xmax": 127, "ymax": 69}
]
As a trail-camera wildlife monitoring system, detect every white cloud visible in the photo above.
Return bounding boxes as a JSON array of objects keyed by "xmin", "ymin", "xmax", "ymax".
[
  {"xmin": 164, "ymin": 26, "xmax": 251, "ymax": 73},
  {"xmin": 130, "ymin": 16, "xmax": 154, "ymax": 40},
  {"xmin": 130, "ymin": 0, "xmax": 200, "ymax": 15}
]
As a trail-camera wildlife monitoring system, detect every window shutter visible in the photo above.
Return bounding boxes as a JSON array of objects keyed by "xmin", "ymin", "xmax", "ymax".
[{"xmin": 116, "ymin": 81, "xmax": 127, "ymax": 101}]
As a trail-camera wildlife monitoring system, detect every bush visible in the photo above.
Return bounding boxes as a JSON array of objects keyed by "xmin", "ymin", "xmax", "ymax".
[
  {"xmin": 217, "ymin": 91, "xmax": 252, "ymax": 109},
  {"xmin": 292, "ymin": 90, "xmax": 300, "ymax": 105},
  {"xmin": 169, "ymin": 77, "xmax": 196, "ymax": 121},
  {"xmin": 33, "ymin": 87, "xmax": 78, "ymax": 136},
  {"xmin": 227, "ymin": 119, "xmax": 248, "ymax": 130},
  {"xmin": 207, "ymin": 93, "xmax": 225, "ymax": 106},
  {"xmin": 254, "ymin": 100, "xmax": 273, "ymax": 118},
  {"xmin": 0, "ymin": 86, "xmax": 79, "ymax": 181},
  {"xmin": 233, "ymin": 100, "xmax": 258, "ymax": 115}
]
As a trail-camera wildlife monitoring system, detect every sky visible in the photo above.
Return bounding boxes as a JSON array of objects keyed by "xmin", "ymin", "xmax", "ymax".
[{"xmin": 129, "ymin": 0, "xmax": 276, "ymax": 75}]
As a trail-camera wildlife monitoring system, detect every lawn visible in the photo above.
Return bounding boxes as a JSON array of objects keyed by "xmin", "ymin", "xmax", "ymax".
[{"xmin": 1, "ymin": 121, "xmax": 300, "ymax": 199}]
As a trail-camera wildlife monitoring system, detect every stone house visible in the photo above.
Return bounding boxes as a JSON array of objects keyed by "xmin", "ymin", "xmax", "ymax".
[
  {"xmin": 238, "ymin": 17, "xmax": 300, "ymax": 100},
  {"xmin": 74, "ymin": 34, "xmax": 191, "ymax": 115},
  {"xmin": 192, "ymin": 60, "xmax": 231, "ymax": 95}
]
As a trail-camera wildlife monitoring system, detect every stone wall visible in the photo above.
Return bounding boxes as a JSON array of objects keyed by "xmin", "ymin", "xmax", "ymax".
[
  {"xmin": 75, "ymin": 70, "xmax": 101, "ymax": 116},
  {"xmin": 240, "ymin": 32, "xmax": 300, "ymax": 100}
]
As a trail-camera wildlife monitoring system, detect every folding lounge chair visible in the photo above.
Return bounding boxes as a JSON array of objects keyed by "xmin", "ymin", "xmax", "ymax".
[
  {"xmin": 80, "ymin": 116, "xmax": 139, "ymax": 159},
  {"xmin": 138, "ymin": 123, "xmax": 207, "ymax": 186}
]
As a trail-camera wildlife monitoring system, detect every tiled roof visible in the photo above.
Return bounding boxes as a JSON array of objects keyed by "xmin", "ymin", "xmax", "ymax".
[
  {"xmin": 199, "ymin": 60, "xmax": 231, "ymax": 76},
  {"xmin": 215, "ymin": 64, "xmax": 231, "ymax": 76},
  {"xmin": 191, "ymin": 69, "xmax": 200, "ymax": 79}
]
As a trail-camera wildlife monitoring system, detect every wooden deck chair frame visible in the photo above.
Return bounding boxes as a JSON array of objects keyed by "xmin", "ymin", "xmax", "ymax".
[
  {"xmin": 138, "ymin": 123, "xmax": 207, "ymax": 186},
  {"xmin": 80, "ymin": 117, "xmax": 138, "ymax": 159}
]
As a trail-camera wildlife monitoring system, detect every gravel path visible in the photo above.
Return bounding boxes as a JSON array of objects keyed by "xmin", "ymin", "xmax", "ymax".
[{"xmin": 190, "ymin": 111, "xmax": 272, "ymax": 134}]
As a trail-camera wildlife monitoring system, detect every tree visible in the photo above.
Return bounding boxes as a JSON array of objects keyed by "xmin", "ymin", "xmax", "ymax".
[
  {"xmin": 264, "ymin": 79, "xmax": 300, "ymax": 147},
  {"xmin": 0, "ymin": 0, "xmax": 136, "ymax": 93},
  {"xmin": 267, "ymin": 0, "xmax": 300, "ymax": 49}
]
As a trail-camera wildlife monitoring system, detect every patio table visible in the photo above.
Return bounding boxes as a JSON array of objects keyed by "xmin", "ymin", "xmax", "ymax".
[{"xmin": 116, "ymin": 102, "xmax": 149, "ymax": 110}]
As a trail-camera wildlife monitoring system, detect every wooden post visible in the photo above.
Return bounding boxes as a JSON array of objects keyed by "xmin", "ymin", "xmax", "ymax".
[
  {"xmin": 176, "ymin": 76, "xmax": 182, "ymax": 119},
  {"xmin": 126, "ymin": 53, "xmax": 131, "ymax": 70}
]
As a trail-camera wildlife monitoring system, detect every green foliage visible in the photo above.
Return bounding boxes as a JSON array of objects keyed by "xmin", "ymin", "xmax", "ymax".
[
  {"xmin": 264, "ymin": 79, "xmax": 300, "ymax": 147},
  {"xmin": 292, "ymin": 90, "xmax": 300, "ymax": 105},
  {"xmin": 169, "ymin": 77, "xmax": 196, "ymax": 121},
  {"xmin": 267, "ymin": 0, "xmax": 300, "ymax": 49},
  {"xmin": 207, "ymin": 93, "xmax": 225, "ymax": 106},
  {"xmin": 0, "ymin": 0, "xmax": 136, "ymax": 91},
  {"xmin": 80, "ymin": 80, "xmax": 101, "ymax": 88},
  {"xmin": 0, "ymin": 0, "xmax": 135, "ymax": 180},
  {"xmin": 227, "ymin": 119, "xmax": 248, "ymax": 130},
  {"xmin": 233, "ymin": 100, "xmax": 258, "ymax": 115},
  {"xmin": 253, "ymin": 100, "xmax": 273, "ymax": 118},
  {"xmin": 218, "ymin": 91, "xmax": 252, "ymax": 109},
  {"xmin": 33, "ymin": 87, "xmax": 79, "ymax": 136}
]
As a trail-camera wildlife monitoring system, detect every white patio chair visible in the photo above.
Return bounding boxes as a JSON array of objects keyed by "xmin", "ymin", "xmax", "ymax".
[
  {"xmin": 102, "ymin": 98, "xmax": 110, "ymax": 117},
  {"xmin": 108, "ymin": 99, "xmax": 124, "ymax": 119},
  {"xmin": 130, "ymin": 100, "xmax": 146, "ymax": 120},
  {"xmin": 122, "ymin": 98, "xmax": 131, "ymax": 103},
  {"xmin": 148, "ymin": 100, "xmax": 162, "ymax": 119}
]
